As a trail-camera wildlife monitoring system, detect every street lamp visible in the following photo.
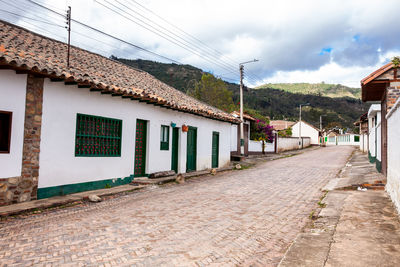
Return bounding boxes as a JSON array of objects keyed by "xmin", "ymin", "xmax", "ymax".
[
  {"xmin": 239, "ymin": 59, "xmax": 259, "ymax": 156},
  {"xmin": 299, "ymin": 103, "xmax": 310, "ymax": 148}
]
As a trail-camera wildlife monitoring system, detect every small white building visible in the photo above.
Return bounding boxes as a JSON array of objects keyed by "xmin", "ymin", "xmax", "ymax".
[
  {"xmin": 291, "ymin": 121, "xmax": 320, "ymax": 146},
  {"xmin": 367, "ymin": 104, "xmax": 381, "ymax": 171},
  {"xmin": 0, "ymin": 21, "xmax": 238, "ymax": 205},
  {"xmin": 325, "ymin": 133, "xmax": 361, "ymax": 146}
]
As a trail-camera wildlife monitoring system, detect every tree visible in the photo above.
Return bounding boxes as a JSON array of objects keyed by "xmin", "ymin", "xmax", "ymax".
[
  {"xmin": 188, "ymin": 73, "xmax": 235, "ymax": 112},
  {"xmin": 252, "ymin": 120, "xmax": 275, "ymax": 154}
]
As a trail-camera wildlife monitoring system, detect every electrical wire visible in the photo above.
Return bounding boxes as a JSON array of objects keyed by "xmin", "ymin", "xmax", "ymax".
[
  {"xmin": 118, "ymin": 0, "xmax": 263, "ymax": 83},
  {"xmin": 22, "ymin": 0, "xmax": 182, "ymax": 64},
  {"xmin": 95, "ymin": 0, "xmax": 239, "ymax": 75},
  {"xmin": 6, "ymin": 0, "xmax": 262, "ymax": 86}
]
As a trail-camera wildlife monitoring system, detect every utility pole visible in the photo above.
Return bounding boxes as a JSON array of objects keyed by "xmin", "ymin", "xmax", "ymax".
[
  {"xmin": 66, "ymin": 6, "xmax": 71, "ymax": 68},
  {"xmin": 239, "ymin": 59, "xmax": 258, "ymax": 156},
  {"xmin": 239, "ymin": 65, "xmax": 244, "ymax": 155},
  {"xmin": 320, "ymin": 115, "xmax": 326, "ymax": 146},
  {"xmin": 298, "ymin": 103, "xmax": 310, "ymax": 149},
  {"xmin": 320, "ymin": 115, "xmax": 322, "ymax": 131}
]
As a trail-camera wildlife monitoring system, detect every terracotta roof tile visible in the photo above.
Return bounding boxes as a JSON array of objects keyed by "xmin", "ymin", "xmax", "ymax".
[
  {"xmin": 361, "ymin": 62, "xmax": 393, "ymax": 85},
  {"xmin": 230, "ymin": 111, "xmax": 257, "ymax": 121},
  {"xmin": 0, "ymin": 20, "xmax": 239, "ymax": 124},
  {"xmin": 269, "ymin": 120, "xmax": 295, "ymax": 131}
]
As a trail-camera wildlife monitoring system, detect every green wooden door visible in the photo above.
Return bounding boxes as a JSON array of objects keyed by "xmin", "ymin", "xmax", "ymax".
[
  {"xmin": 186, "ymin": 127, "xmax": 197, "ymax": 172},
  {"xmin": 212, "ymin": 132, "xmax": 219, "ymax": 168},
  {"xmin": 171, "ymin": 127, "xmax": 179, "ymax": 173},
  {"xmin": 134, "ymin": 119, "xmax": 147, "ymax": 176}
]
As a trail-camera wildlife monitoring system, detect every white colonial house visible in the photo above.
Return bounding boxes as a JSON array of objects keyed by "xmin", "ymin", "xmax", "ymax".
[
  {"xmin": 0, "ymin": 21, "xmax": 238, "ymax": 205},
  {"xmin": 361, "ymin": 61, "xmax": 400, "ymax": 213},
  {"xmin": 291, "ymin": 120, "xmax": 320, "ymax": 146},
  {"xmin": 367, "ymin": 104, "xmax": 382, "ymax": 171}
]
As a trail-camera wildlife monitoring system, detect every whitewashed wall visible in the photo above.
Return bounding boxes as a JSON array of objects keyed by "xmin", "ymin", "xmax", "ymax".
[
  {"xmin": 248, "ymin": 140, "xmax": 275, "ymax": 153},
  {"xmin": 291, "ymin": 121, "xmax": 320, "ymax": 145},
  {"xmin": 386, "ymin": 98, "xmax": 400, "ymax": 214},
  {"xmin": 39, "ymin": 80, "xmax": 231, "ymax": 188},
  {"xmin": 326, "ymin": 134, "xmax": 360, "ymax": 146},
  {"xmin": 369, "ymin": 128, "xmax": 376, "ymax": 157},
  {"xmin": 359, "ymin": 134, "xmax": 368, "ymax": 153},
  {"xmin": 0, "ymin": 70, "xmax": 27, "ymax": 178},
  {"xmin": 376, "ymin": 123, "xmax": 382, "ymax": 162},
  {"xmin": 276, "ymin": 137, "xmax": 310, "ymax": 152},
  {"xmin": 230, "ymin": 124, "xmax": 237, "ymax": 151},
  {"xmin": 368, "ymin": 104, "xmax": 381, "ymax": 159}
]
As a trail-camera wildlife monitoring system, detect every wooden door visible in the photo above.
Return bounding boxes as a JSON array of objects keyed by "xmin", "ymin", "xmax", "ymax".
[
  {"xmin": 212, "ymin": 132, "xmax": 219, "ymax": 168},
  {"xmin": 134, "ymin": 119, "xmax": 147, "ymax": 176},
  {"xmin": 171, "ymin": 127, "xmax": 179, "ymax": 173},
  {"xmin": 186, "ymin": 127, "xmax": 197, "ymax": 172}
]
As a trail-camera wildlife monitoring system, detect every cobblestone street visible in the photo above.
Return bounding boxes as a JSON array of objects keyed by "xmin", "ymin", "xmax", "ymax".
[{"xmin": 0, "ymin": 146, "xmax": 353, "ymax": 267}]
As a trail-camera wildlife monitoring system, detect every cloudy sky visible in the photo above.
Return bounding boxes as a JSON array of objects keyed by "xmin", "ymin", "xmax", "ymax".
[{"xmin": 1, "ymin": 0, "xmax": 399, "ymax": 87}]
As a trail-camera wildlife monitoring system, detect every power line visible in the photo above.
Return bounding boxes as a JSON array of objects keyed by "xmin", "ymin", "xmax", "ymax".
[
  {"xmin": 23, "ymin": 0, "xmax": 182, "ymax": 64},
  {"xmin": 10, "ymin": 0, "xmax": 261, "ymax": 85},
  {"xmin": 0, "ymin": 8, "xmax": 64, "ymax": 28},
  {"xmin": 115, "ymin": 0, "xmax": 243, "ymax": 73},
  {"xmin": 95, "ymin": 0, "xmax": 239, "ymax": 75},
  {"xmin": 123, "ymin": 0, "xmax": 263, "ymax": 83}
]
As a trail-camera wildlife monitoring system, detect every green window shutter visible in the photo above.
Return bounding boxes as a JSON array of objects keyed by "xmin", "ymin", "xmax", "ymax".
[
  {"xmin": 160, "ymin": 125, "xmax": 169, "ymax": 150},
  {"xmin": 75, "ymin": 113, "xmax": 122, "ymax": 157}
]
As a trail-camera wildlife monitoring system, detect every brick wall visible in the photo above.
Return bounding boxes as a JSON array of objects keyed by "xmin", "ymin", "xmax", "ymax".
[
  {"xmin": 387, "ymin": 82, "xmax": 400, "ymax": 112},
  {"xmin": 0, "ymin": 74, "xmax": 43, "ymax": 205}
]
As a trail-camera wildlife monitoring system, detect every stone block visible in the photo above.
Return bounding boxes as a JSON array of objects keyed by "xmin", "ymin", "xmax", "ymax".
[
  {"xmin": 0, "ymin": 183, "xmax": 7, "ymax": 193},
  {"xmin": 8, "ymin": 177, "xmax": 20, "ymax": 185},
  {"xmin": 6, "ymin": 191, "xmax": 13, "ymax": 201},
  {"xmin": 19, "ymin": 193, "xmax": 31, "ymax": 202},
  {"xmin": 18, "ymin": 179, "xmax": 33, "ymax": 189}
]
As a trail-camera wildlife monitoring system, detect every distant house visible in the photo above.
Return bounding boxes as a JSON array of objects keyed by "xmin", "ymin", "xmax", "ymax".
[
  {"xmin": 325, "ymin": 134, "xmax": 360, "ymax": 146},
  {"xmin": 291, "ymin": 121, "xmax": 320, "ymax": 145},
  {"xmin": 269, "ymin": 120, "xmax": 295, "ymax": 131},
  {"xmin": 354, "ymin": 112, "xmax": 368, "ymax": 152},
  {"xmin": 0, "ymin": 20, "xmax": 239, "ymax": 206},
  {"xmin": 361, "ymin": 61, "xmax": 400, "ymax": 213}
]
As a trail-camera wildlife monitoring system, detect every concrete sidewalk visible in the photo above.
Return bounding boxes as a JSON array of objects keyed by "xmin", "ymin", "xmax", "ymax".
[{"xmin": 279, "ymin": 149, "xmax": 400, "ymax": 267}]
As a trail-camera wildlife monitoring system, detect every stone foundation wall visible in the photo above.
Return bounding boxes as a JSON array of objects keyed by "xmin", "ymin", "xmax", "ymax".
[{"xmin": 0, "ymin": 74, "xmax": 43, "ymax": 205}]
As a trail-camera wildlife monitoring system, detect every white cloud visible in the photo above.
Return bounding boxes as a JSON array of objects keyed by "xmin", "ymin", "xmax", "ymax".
[{"xmin": 0, "ymin": 0, "xmax": 399, "ymax": 87}]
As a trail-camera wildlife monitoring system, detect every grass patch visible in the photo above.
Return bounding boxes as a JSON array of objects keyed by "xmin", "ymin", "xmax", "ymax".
[{"xmin": 309, "ymin": 210, "xmax": 315, "ymax": 219}]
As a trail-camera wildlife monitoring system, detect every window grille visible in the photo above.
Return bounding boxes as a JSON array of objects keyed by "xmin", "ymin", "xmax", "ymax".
[
  {"xmin": 160, "ymin": 125, "xmax": 169, "ymax": 150},
  {"xmin": 75, "ymin": 114, "xmax": 122, "ymax": 157}
]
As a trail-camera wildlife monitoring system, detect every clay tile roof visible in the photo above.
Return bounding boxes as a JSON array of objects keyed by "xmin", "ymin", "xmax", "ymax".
[
  {"xmin": 0, "ymin": 20, "xmax": 239, "ymax": 124},
  {"xmin": 361, "ymin": 62, "xmax": 393, "ymax": 85},
  {"xmin": 269, "ymin": 120, "xmax": 295, "ymax": 131},
  {"xmin": 230, "ymin": 111, "xmax": 257, "ymax": 122}
]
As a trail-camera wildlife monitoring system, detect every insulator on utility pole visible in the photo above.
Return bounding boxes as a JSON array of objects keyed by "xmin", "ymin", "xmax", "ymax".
[{"xmin": 66, "ymin": 6, "xmax": 71, "ymax": 68}]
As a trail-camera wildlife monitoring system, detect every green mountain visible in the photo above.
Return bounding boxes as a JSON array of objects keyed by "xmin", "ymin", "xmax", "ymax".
[
  {"xmin": 112, "ymin": 56, "xmax": 368, "ymax": 130},
  {"xmin": 256, "ymin": 83, "xmax": 361, "ymax": 99}
]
